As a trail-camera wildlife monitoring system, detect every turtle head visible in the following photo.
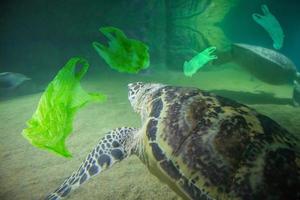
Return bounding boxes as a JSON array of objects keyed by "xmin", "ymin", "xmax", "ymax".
[{"xmin": 128, "ymin": 82, "xmax": 163, "ymax": 113}]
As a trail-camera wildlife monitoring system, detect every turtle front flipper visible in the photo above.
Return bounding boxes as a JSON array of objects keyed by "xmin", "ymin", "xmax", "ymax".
[
  {"xmin": 45, "ymin": 127, "xmax": 138, "ymax": 200},
  {"xmin": 293, "ymin": 80, "xmax": 300, "ymax": 106}
]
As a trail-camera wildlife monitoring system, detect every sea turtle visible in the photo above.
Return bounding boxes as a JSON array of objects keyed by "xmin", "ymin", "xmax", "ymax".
[
  {"xmin": 45, "ymin": 82, "xmax": 300, "ymax": 200},
  {"xmin": 217, "ymin": 43, "xmax": 300, "ymax": 106},
  {"xmin": 231, "ymin": 43, "xmax": 299, "ymax": 85}
]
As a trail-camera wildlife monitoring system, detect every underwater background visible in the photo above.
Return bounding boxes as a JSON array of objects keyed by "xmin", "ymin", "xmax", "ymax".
[{"xmin": 0, "ymin": 0, "xmax": 300, "ymax": 199}]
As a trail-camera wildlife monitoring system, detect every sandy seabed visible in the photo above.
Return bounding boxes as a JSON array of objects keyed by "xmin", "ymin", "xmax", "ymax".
[{"xmin": 1, "ymin": 63, "xmax": 299, "ymax": 200}]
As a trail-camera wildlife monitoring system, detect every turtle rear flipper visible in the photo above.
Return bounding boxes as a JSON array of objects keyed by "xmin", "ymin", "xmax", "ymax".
[{"xmin": 45, "ymin": 127, "xmax": 138, "ymax": 200}]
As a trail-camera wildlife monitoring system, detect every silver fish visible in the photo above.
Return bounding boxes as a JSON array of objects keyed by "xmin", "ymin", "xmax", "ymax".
[{"xmin": 0, "ymin": 72, "xmax": 31, "ymax": 90}]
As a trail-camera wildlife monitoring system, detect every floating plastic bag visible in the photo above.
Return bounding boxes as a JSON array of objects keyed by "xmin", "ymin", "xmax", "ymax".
[
  {"xmin": 22, "ymin": 57, "xmax": 107, "ymax": 157},
  {"xmin": 93, "ymin": 26, "xmax": 150, "ymax": 73},
  {"xmin": 183, "ymin": 47, "xmax": 218, "ymax": 77},
  {"xmin": 252, "ymin": 4, "xmax": 284, "ymax": 50}
]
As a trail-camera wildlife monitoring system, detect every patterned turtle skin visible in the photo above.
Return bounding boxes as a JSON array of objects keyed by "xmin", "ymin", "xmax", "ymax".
[
  {"xmin": 45, "ymin": 82, "xmax": 300, "ymax": 200},
  {"xmin": 231, "ymin": 43, "xmax": 299, "ymax": 85},
  {"xmin": 130, "ymin": 82, "xmax": 300, "ymax": 200},
  {"xmin": 218, "ymin": 43, "xmax": 300, "ymax": 106}
]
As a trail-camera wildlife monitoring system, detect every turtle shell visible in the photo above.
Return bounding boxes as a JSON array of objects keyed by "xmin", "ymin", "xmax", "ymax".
[
  {"xmin": 232, "ymin": 43, "xmax": 298, "ymax": 84},
  {"xmin": 141, "ymin": 85, "xmax": 300, "ymax": 200}
]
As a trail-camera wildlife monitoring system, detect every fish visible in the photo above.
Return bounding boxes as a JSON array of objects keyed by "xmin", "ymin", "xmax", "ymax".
[{"xmin": 0, "ymin": 72, "xmax": 31, "ymax": 90}]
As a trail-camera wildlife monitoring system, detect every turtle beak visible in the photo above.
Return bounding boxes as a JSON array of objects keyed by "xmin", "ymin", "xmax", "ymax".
[
  {"xmin": 128, "ymin": 82, "xmax": 144, "ymax": 97},
  {"xmin": 128, "ymin": 82, "xmax": 144, "ymax": 112},
  {"xmin": 127, "ymin": 83, "xmax": 135, "ymax": 91}
]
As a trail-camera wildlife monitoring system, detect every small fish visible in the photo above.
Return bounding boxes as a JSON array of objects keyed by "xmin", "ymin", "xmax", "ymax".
[{"xmin": 0, "ymin": 72, "xmax": 31, "ymax": 90}]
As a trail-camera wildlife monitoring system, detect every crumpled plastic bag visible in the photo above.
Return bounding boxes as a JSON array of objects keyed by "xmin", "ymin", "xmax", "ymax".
[
  {"xmin": 22, "ymin": 57, "xmax": 107, "ymax": 157},
  {"xmin": 183, "ymin": 46, "xmax": 218, "ymax": 77},
  {"xmin": 93, "ymin": 26, "xmax": 150, "ymax": 73},
  {"xmin": 252, "ymin": 4, "xmax": 284, "ymax": 50}
]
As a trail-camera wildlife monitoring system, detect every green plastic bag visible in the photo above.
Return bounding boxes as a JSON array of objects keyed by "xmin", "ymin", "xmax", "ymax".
[
  {"xmin": 93, "ymin": 26, "xmax": 150, "ymax": 73},
  {"xmin": 183, "ymin": 46, "xmax": 218, "ymax": 77},
  {"xmin": 22, "ymin": 57, "xmax": 107, "ymax": 157},
  {"xmin": 252, "ymin": 4, "xmax": 284, "ymax": 50}
]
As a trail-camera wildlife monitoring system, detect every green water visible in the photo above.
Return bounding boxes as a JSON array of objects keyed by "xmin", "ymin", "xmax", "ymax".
[{"xmin": 0, "ymin": 1, "xmax": 300, "ymax": 200}]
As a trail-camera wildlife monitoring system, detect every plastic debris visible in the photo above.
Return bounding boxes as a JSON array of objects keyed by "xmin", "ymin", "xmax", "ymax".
[
  {"xmin": 252, "ymin": 4, "xmax": 284, "ymax": 50},
  {"xmin": 22, "ymin": 57, "xmax": 107, "ymax": 157},
  {"xmin": 93, "ymin": 26, "xmax": 150, "ymax": 73},
  {"xmin": 183, "ymin": 47, "xmax": 218, "ymax": 77}
]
